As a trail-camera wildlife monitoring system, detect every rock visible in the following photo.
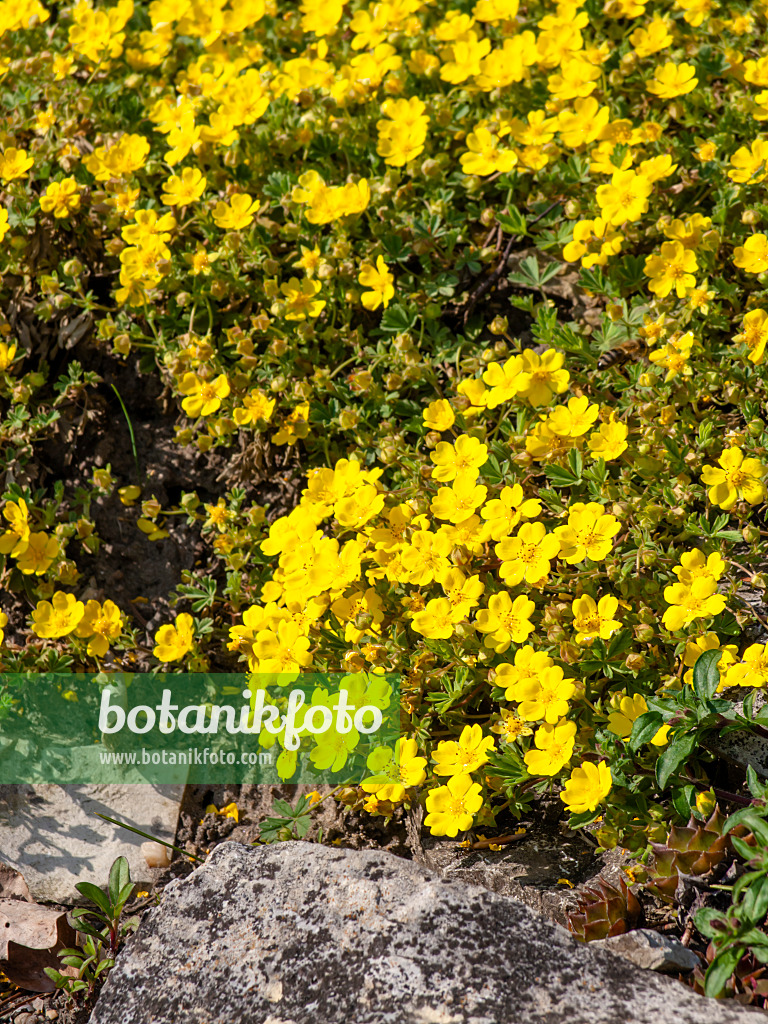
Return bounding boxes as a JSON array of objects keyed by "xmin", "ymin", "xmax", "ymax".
[
  {"xmin": 708, "ymin": 728, "xmax": 768, "ymax": 779},
  {"xmin": 594, "ymin": 929, "xmax": 701, "ymax": 973},
  {"xmin": 91, "ymin": 841, "xmax": 764, "ymax": 1024},
  {"xmin": 0, "ymin": 784, "xmax": 184, "ymax": 903}
]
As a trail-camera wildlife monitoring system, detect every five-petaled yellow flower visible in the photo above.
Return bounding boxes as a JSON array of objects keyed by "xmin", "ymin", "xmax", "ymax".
[{"xmin": 701, "ymin": 447, "xmax": 766, "ymax": 509}]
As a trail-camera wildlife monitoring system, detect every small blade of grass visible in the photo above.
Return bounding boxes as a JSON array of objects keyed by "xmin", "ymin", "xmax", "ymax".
[
  {"xmin": 96, "ymin": 813, "xmax": 202, "ymax": 863},
  {"xmin": 110, "ymin": 383, "xmax": 142, "ymax": 483}
]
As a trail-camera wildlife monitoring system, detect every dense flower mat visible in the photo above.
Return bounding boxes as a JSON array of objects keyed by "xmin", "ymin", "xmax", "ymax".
[{"xmin": 3, "ymin": 0, "xmax": 768, "ymax": 964}]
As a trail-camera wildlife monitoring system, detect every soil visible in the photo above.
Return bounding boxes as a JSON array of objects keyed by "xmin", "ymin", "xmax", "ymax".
[{"xmin": 0, "ymin": 343, "xmax": 304, "ymax": 661}]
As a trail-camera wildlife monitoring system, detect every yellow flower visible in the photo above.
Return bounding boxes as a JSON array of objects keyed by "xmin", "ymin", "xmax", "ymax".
[
  {"xmin": 491, "ymin": 708, "xmax": 533, "ymax": 744},
  {"xmin": 161, "ymin": 168, "xmax": 207, "ymax": 206},
  {"xmin": 411, "ymin": 597, "xmax": 456, "ymax": 639},
  {"xmin": 524, "ymin": 719, "xmax": 576, "ymax": 776},
  {"xmin": 608, "ymin": 694, "xmax": 670, "ymax": 746},
  {"xmin": 15, "ymin": 532, "xmax": 58, "ymax": 575},
  {"xmin": 272, "ymin": 403, "xmax": 310, "ymax": 446},
  {"xmin": 430, "ymin": 434, "xmax": 488, "ymax": 482},
  {"xmin": 547, "ymin": 55, "xmax": 601, "ymax": 100},
  {"xmin": 0, "ymin": 499, "xmax": 32, "ymax": 557},
  {"xmin": 358, "ymin": 256, "xmax": 395, "ymax": 311},
  {"xmin": 516, "ymin": 349, "xmax": 570, "ymax": 406},
  {"xmin": 496, "ymin": 521, "xmax": 560, "ymax": 587},
  {"xmin": 587, "ymin": 419, "xmax": 628, "ymax": 460},
  {"xmin": 31, "ymin": 592, "xmax": 85, "ymax": 639},
  {"xmin": 39, "ymin": 178, "xmax": 81, "ymax": 218},
  {"xmin": 0, "ymin": 208, "xmax": 9, "ymax": 243},
  {"xmin": 153, "ymin": 612, "xmax": 195, "ymax": 662},
  {"xmin": 424, "ymin": 773, "xmax": 484, "ymax": 837},
  {"xmin": 734, "ymin": 309, "xmax": 768, "ymax": 364},
  {"xmin": 280, "ymin": 277, "xmax": 325, "ymax": 320},
  {"xmin": 460, "ymin": 127, "xmax": 517, "ymax": 176},
  {"xmin": 648, "ymin": 331, "xmax": 695, "ymax": 381},
  {"xmin": 515, "ymin": 666, "xmax": 576, "ymax": 724},
  {"xmin": 644, "ymin": 241, "xmax": 698, "ymax": 298},
  {"xmin": 0, "ymin": 340, "xmax": 17, "ymax": 372},
  {"xmin": 547, "ymin": 395, "xmax": 600, "ymax": 437},
  {"xmin": 430, "ymin": 476, "xmax": 488, "ymax": 524},
  {"xmin": 628, "ymin": 17, "xmax": 673, "ymax": 57},
  {"xmin": 480, "ymin": 483, "xmax": 541, "ymax": 541},
  {"xmin": 554, "ymin": 502, "xmax": 621, "ymax": 563},
  {"xmin": 662, "ymin": 578, "xmax": 727, "ymax": 631},
  {"xmin": 701, "ymin": 446, "xmax": 767, "ymax": 509},
  {"xmin": 475, "ymin": 591, "xmax": 536, "ymax": 652},
  {"xmin": 74, "ymin": 599, "xmax": 123, "ymax": 658},
  {"xmin": 482, "ymin": 355, "xmax": 527, "ymax": 407},
  {"xmin": 233, "ymin": 390, "xmax": 275, "ymax": 426},
  {"xmin": 423, "ymin": 399, "xmax": 455, "ymax": 432},
  {"xmin": 673, "ymin": 549, "xmax": 727, "ymax": 586},
  {"xmin": 433, "ymin": 724, "xmax": 495, "ymax": 776},
  {"xmin": 212, "ymin": 194, "xmax": 260, "ymax": 230},
  {"xmin": 361, "ymin": 737, "xmax": 427, "ymax": 802},
  {"xmin": 495, "ymin": 646, "xmax": 554, "ymax": 701},
  {"xmin": 0, "ymin": 147, "xmax": 33, "ymax": 182},
  {"xmin": 563, "ymin": 217, "xmax": 624, "ymax": 269},
  {"xmin": 595, "ymin": 170, "xmax": 653, "ymax": 226},
  {"xmin": 560, "ymin": 761, "xmax": 612, "ymax": 814},
  {"xmin": 646, "ymin": 62, "xmax": 698, "ymax": 99},
  {"xmin": 571, "ymin": 594, "xmax": 621, "ymax": 643},
  {"xmin": 734, "ymin": 235, "xmax": 768, "ymax": 275},
  {"xmin": 177, "ymin": 373, "xmax": 230, "ymax": 417}
]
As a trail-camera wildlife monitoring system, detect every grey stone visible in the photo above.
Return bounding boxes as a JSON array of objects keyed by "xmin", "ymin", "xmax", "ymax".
[
  {"xmin": 708, "ymin": 728, "xmax": 768, "ymax": 779},
  {"xmin": 0, "ymin": 784, "xmax": 184, "ymax": 903},
  {"xmin": 594, "ymin": 929, "xmax": 701, "ymax": 973},
  {"xmin": 91, "ymin": 841, "xmax": 765, "ymax": 1024}
]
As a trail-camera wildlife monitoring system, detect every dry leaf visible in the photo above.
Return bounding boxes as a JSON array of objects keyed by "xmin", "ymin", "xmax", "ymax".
[
  {"xmin": 0, "ymin": 862, "xmax": 31, "ymax": 901},
  {"xmin": 0, "ymin": 899, "xmax": 77, "ymax": 992}
]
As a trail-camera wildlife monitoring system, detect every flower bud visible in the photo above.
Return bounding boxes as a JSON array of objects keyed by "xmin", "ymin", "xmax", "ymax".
[
  {"xmin": 743, "ymin": 525, "xmax": 761, "ymax": 544},
  {"xmin": 559, "ymin": 641, "xmax": 581, "ymax": 664},
  {"xmin": 633, "ymin": 623, "xmax": 655, "ymax": 643},
  {"xmin": 343, "ymin": 652, "xmax": 365, "ymax": 673},
  {"xmin": 489, "ymin": 316, "xmax": 508, "ymax": 335},
  {"xmin": 625, "ymin": 653, "xmax": 646, "ymax": 672},
  {"xmin": 339, "ymin": 409, "xmax": 359, "ymax": 429}
]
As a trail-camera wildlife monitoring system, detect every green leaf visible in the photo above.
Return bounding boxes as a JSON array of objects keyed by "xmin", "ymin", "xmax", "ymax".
[
  {"xmin": 671, "ymin": 784, "xmax": 696, "ymax": 820},
  {"xmin": 545, "ymin": 465, "xmax": 578, "ymax": 487},
  {"xmin": 75, "ymin": 882, "xmax": 112, "ymax": 916},
  {"xmin": 496, "ymin": 208, "xmax": 527, "ymax": 235},
  {"xmin": 742, "ymin": 874, "xmax": 768, "ymax": 924},
  {"xmin": 567, "ymin": 447, "xmax": 583, "ymax": 479},
  {"xmin": 715, "ymin": 530, "xmax": 745, "ymax": 542},
  {"xmin": 606, "ymin": 629, "xmax": 633, "ymax": 659},
  {"xmin": 694, "ymin": 906, "xmax": 728, "ymax": 939},
  {"xmin": 704, "ymin": 946, "xmax": 743, "ymax": 998},
  {"xmin": 656, "ymin": 730, "xmax": 698, "ymax": 789},
  {"xmin": 108, "ymin": 856, "xmax": 130, "ymax": 910},
  {"xmin": 693, "ymin": 648, "xmax": 721, "ymax": 701},
  {"xmin": 628, "ymin": 711, "xmax": 664, "ymax": 752}
]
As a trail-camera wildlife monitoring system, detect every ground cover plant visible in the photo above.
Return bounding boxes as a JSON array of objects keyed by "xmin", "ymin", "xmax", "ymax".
[{"xmin": 4, "ymin": 0, "xmax": 768, "ymax": 1006}]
